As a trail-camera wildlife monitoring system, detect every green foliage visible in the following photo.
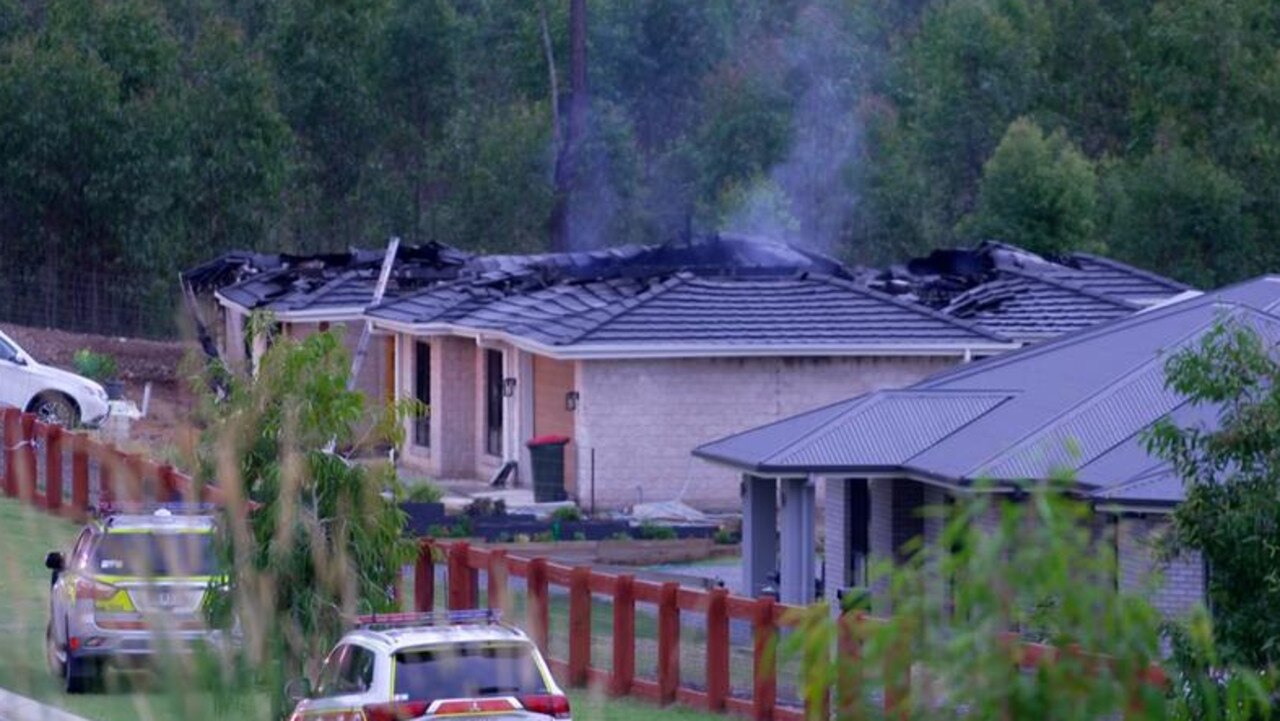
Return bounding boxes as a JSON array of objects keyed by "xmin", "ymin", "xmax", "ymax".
[
  {"xmin": 403, "ymin": 483, "xmax": 444, "ymax": 504},
  {"xmin": 1147, "ymin": 320, "xmax": 1280, "ymax": 667},
  {"xmin": 72, "ymin": 348, "xmax": 118, "ymax": 381},
  {"xmin": 5, "ymin": 0, "xmax": 1280, "ymax": 325},
  {"xmin": 960, "ymin": 117, "xmax": 1099, "ymax": 255},
  {"xmin": 198, "ymin": 330, "xmax": 415, "ymax": 714},
  {"xmin": 712, "ymin": 527, "xmax": 738, "ymax": 545},
  {"xmin": 550, "ymin": 505, "xmax": 583, "ymax": 522},
  {"xmin": 783, "ymin": 484, "xmax": 1272, "ymax": 719},
  {"xmin": 1103, "ymin": 147, "xmax": 1250, "ymax": 289},
  {"xmin": 634, "ymin": 522, "xmax": 677, "ymax": 541}
]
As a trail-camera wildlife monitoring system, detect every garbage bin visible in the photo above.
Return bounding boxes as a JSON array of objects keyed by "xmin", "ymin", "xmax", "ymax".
[{"xmin": 526, "ymin": 435, "xmax": 570, "ymax": 503}]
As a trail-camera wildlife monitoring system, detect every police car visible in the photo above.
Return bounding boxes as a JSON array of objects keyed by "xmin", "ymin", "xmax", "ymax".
[
  {"xmin": 286, "ymin": 610, "xmax": 572, "ymax": 721},
  {"xmin": 44, "ymin": 504, "xmax": 229, "ymax": 692}
]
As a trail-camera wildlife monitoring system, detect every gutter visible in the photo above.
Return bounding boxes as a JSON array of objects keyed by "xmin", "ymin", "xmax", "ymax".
[{"xmin": 367, "ymin": 318, "xmax": 1019, "ymax": 362}]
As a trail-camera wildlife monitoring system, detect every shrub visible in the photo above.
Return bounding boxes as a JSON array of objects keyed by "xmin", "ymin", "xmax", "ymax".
[
  {"xmin": 72, "ymin": 348, "xmax": 117, "ymax": 381},
  {"xmin": 464, "ymin": 497, "xmax": 506, "ymax": 518},
  {"xmin": 550, "ymin": 505, "xmax": 583, "ymax": 522},
  {"xmin": 635, "ymin": 522, "xmax": 677, "ymax": 540},
  {"xmin": 404, "ymin": 483, "xmax": 444, "ymax": 503},
  {"xmin": 713, "ymin": 527, "xmax": 739, "ymax": 545}
]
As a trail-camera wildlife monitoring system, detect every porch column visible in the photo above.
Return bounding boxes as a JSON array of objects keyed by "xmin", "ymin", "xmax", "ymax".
[
  {"xmin": 780, "ymin": 476, "xmax": 816, "ymax": 605},
  {"xmin": 742, "ymin": 475, "xmax": 778, "ymax": 597}
]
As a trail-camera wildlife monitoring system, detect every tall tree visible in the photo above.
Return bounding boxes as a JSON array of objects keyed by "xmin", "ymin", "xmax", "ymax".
[
  {"xmin": 960, "ymin": 117, "xmax": 1100, "ymax": 255},
  {"xmin": 548, "ymin": 0, "xmax": 588, "ymax": 251}
]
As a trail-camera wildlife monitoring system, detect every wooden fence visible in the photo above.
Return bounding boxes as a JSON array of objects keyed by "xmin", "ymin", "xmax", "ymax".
[{"xmin": 0, "ymin": 407, "xmax": 222, "ymax": 517}]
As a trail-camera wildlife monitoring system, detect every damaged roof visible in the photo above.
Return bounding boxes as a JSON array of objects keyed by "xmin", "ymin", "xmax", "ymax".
[
  {"xmin": 191, "ymin": 235, "xmax": 1191, "ymax": 352},
  {"xmin": 367, "ymin": 236, "xmax": 1012, "ymax": 358},
  {"xmin": 198, "ymin": 243, "xmax": 474, "ymax": 317},
  {"xmin": 694, "ymin": 276, "xmax": 1280, "ymax": 508},
  {"xmin": 865, "ymin": 241, "xmax": 1193, "ymax": 343}
]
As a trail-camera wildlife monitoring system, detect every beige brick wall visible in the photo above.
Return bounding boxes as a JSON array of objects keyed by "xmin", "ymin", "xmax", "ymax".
[{"xmin": 573, "ymin": 355, "xmax": 957, "ymax": 511}]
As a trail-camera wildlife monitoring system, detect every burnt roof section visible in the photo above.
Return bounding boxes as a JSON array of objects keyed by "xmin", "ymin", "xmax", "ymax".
[
  {"xmin": 695, "ymin": 276, "xmax": 1280, "ymax": 507},
  {"xmin": 202, "ymin": 242, "xmax": 474, "ymax": 313},
  {"xmin": 863, "ymin": 241, "xmax": 1192, "ymax": 342}
]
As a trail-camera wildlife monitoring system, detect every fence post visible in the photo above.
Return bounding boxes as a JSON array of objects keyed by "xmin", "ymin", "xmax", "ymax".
[
  {"xmin": 158, "ymin": 464, "xmax": 180, "ymax": 503},
  {"xmin": 835, "ymin": 611, "xmax": 863, "ymax": 721},
  {"xmin": 611, "ymin": 574, "xmax": 635, "ymax": 696},
  {"xmin": 706, "ymin": 587, "xmax": 730, "ymax": 712},
  {"xmin": 527, "ymin": 558, "xmax": 550, "ymax": 654},
  {"xmin": 71, "ymin": 433, "xmax": 89, "ymax": 515},
  {"xmin": 752, "ymin": 596, "xmax": 777, "ymax": 721},
  {"xmin": 657, "ymin": 581, "xmax": 680, "ymax": 705},
  {"xmin": 488, "ymin": 550, "xmax": 508, "ymax": 615},
  {"xmin": 568, "ymin": 566, "xmax": 591, "ymax": 687},
  {"xmin": 883, "ymin": 629, "xmax": 911, "ymax": 721},
  {"xmin": 447, "ymin": 542, "xmax": 471, "ymax": 610},
  {"xmin": 414, "ymin": 540, "xmax": 436, "ymax": 612},
  {"xmin": 17, "ymin": 414, "xmax": 35, "ymax": 501},
  {"xmin": 45, "ymin": 426, "xmax": 63, "ymax": 513},
  {"xmin": 2, "ymin": 408, "xmax": 17, "ymax": 498}
]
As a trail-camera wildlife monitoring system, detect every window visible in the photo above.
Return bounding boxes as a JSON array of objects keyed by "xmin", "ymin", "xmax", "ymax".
[
  {"xmin": 315, "ymin": 644, "xmax": 376, "ymax": 697},
  {"xmin": 92, "ymin": 532, "xmax": 216, "ymax": 577},
  {"xmin": 485, "ymin": 349, "xmax": 504, "ymax": 456},
  {"xmin": 414, "ymin": 341, "xmax": 431, "ymax": 448},
  {"xmin": 393, "ymin": 643, "xmax": 546, "ymax": 702},
  {"xmin": 0, "ymin": 335, "xmax": 19, "ymax": 363}
]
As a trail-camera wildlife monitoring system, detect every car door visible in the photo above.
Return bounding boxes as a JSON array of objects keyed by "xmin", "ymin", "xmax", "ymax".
[{"xmin": 0, "ymin": 333, "xmax": 36, "ymax": 408}]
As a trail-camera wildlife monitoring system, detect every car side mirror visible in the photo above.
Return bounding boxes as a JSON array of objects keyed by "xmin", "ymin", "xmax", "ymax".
[
  {"xmin": 44, "ymin": 552, "xmax": 64, "ymax": 572},
  {"xmin": 284, "ymin": 677, "xmax": 312, "ymax": 704},
  {"xmin": 14, "ymin": 355, "xmax": 26, "ymax": 366}
]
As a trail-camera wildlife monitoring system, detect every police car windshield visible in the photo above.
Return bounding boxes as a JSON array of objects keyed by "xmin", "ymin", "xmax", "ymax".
[
  {"xmin": 93, "ymin": 532, "xmax": 216, "ymax": 577},
  {"xmin": 394, "ymin": 643, "xmax": 546, "ymax": 700}
]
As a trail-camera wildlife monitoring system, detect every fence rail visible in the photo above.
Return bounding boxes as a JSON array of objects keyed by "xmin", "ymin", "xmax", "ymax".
[
  {"xmin": 0, "ymin": 405, "xmax": 1170, "ymax": 720},
  {"xmin": 0, "ymin": 407, "xmax": 223, "ymax": 517}
]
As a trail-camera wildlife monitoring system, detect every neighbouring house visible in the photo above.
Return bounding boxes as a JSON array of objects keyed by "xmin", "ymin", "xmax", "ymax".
[
  {"xmin": 182, "ymin": 243, "xmax": 473, "ymax": 423},
  {"xmin": 692, "ymin": 277, "xmax": 1280, "ymax": 616},
  {"xmin": 186, "ymin": 236, "xmax": 1191, "ymax": 511}
]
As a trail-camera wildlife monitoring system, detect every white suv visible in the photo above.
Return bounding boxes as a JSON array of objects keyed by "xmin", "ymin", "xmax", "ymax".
[
  {"xmin": 0, "ymin": 328, "xmax": 110, "ymax": 427},
  {"xmin": 286, "ymin": 611, "xmax": 571, "ymax": 721}
]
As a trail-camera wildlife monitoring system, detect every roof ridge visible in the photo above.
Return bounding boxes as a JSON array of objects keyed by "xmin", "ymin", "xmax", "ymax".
[
  {"xmin": 559, "ymin": 273, "xmax": 691, "ymax": 344},
  {"xmin": 1067, "ymin": 253, "xmax": 1193, "ymax": 292},
  {"xmin": 810, "ymin": 274, "xmax": 1016, "ymax": 344},
  {"xmin": 998, "ymin": 267, "xmax": 1142, "ymax": 310},
  {"xmin": 957, "ymin": 314, "xmax": 1223, "ymax": 479}
]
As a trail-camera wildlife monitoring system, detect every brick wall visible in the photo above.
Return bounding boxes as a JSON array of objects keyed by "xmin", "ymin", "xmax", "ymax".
[
  {"xmin": 575, "ymin": 355, "xmax": 955, "ymax": 510},
  {"xmin": 1118, "ymin": 515, "xmax": 1204, "ymax": 617}
]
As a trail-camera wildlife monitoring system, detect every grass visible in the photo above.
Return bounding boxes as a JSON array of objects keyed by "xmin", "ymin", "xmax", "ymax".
[{"xmin": 0, "ymin": 497, "xmax": 734, "ymax": 721}]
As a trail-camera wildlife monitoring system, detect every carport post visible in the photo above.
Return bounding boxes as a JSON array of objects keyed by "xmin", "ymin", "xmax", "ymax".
[
  {"xmin": 780, "ymin": 476, "xmax": 816, "ymax": 605},
  {"xmin": 742, "ymin": 475, "xmax": 778, "ymax": 597}
]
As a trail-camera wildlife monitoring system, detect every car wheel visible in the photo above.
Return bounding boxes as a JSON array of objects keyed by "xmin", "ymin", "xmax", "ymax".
[
  {"xmin": 32, "ymin": 393, "xmax": 79, "ymax": 428},
  {"xmin": 57, "ymin": 616, "xmax": 98, "ymax": 694}
]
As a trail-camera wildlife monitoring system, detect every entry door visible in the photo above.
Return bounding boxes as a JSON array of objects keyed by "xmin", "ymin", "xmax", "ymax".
[{"xmin": 484, "ymin": 349, "xmax": 503, "ymax": 456}]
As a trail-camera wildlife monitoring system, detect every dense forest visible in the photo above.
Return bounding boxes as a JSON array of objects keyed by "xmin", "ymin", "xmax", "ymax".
[{"xmin": 0, "ymin": 0, "xmax": 1277, "ymax": 335}]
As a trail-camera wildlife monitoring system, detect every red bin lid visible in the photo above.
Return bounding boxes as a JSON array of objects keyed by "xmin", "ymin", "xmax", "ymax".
[{"xmin": 526, "ymin": 434, "xmax": 571, "ymax": 447}]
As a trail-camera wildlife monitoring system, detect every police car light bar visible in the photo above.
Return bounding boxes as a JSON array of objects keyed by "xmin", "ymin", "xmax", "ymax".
[
  {"xmin": 352, "ymin": 609, "xmax": 503, "ymax": 629},
  {"xmin": 94, "ymin": 501, "xmax": 220, "ymax": 518}
]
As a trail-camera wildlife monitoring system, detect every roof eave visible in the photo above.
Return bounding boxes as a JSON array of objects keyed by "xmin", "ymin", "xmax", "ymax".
[{"xmin": 367, "ymin": 317, "xmax": 1019, "ymax": 360}]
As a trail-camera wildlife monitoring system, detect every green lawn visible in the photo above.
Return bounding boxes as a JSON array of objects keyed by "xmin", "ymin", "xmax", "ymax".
[{"xmin": 0, "ymin": 497, "xmax": 733, "ymax": 721}]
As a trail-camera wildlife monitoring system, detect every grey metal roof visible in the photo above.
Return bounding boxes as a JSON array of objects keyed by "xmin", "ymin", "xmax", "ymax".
[
  {"xmin": 694, "ymin": 276, "xmax": 1280, "ymax": 506},
  {"xmin": 371, "ymin": 271, "xmax": 1010, "ymax": 352},
  {"xmin": 696, "ymin": 391, "xmax": 1012, "ymax": 473}
]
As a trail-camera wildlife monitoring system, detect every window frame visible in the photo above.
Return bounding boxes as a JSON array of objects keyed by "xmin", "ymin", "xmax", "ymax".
[
  {"xmin": 484, "ymin": 349, "xmax": 504, "ymax": 457},
  {"xmin": 413, "ymin": 340, "xmax": 431, "ymax": 449}
]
